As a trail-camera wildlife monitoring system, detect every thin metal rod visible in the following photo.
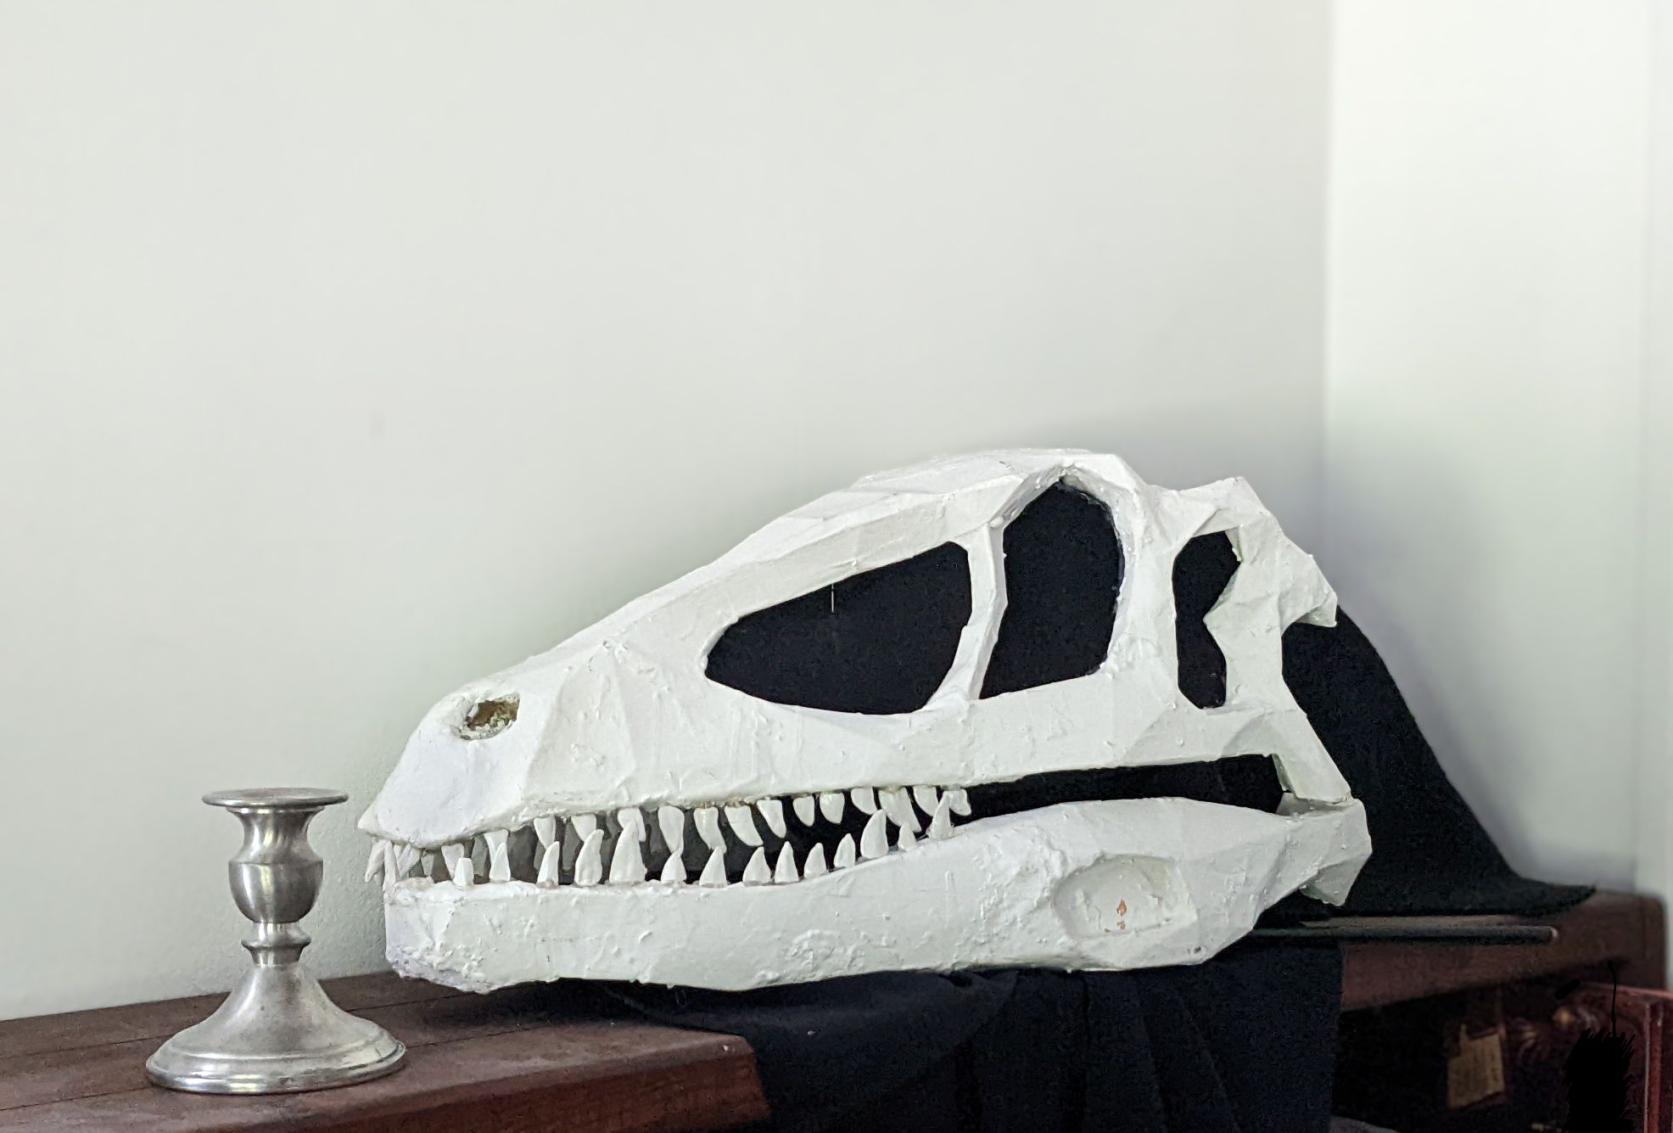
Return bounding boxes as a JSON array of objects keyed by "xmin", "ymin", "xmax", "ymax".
[{"xmin": 1249, "ymin": 919, "xmax": 1559, "ymax": 944}]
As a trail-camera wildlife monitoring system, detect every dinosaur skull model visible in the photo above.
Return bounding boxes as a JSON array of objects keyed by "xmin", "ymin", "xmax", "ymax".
[{"xmin": 362, "ymin": 449, "xmax": 1370, "ymax": 991}]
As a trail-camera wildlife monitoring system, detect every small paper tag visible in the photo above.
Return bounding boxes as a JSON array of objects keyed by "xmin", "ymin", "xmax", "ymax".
[{"xmin": 1446, "ymin": 1026, "xmax": 1506, "ymax": 1109}]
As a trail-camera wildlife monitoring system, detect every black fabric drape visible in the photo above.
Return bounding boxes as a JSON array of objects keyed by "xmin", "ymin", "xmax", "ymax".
[
  {"xmin": 602, "ymin": 943, "xmax": 1341, "ymax": 1133},
  {"xmin": 1276, "ymin": 610, "xmax": 1591, "ymax": 917}
]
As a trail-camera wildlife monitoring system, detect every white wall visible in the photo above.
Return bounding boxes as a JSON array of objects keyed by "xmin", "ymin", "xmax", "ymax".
[
  {"xmin": 1324, "ymin": 1, "xmax": 1654, "ymax": 890},
  {"xmin": 0, "ymin": 1, "xmax": 1331, "ymax": 1018},
  {"xmin": 1635, "ymin": 0, "xmax": 1673, "ymax": 929}
]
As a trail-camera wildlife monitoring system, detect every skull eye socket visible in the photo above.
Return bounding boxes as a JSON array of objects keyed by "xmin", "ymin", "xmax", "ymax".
[
  {"xmin": 456, "ymin": 693, "xmax": 519, "ymax": 740},
  {"xmin": 705, "ymin": 543, "xmax": 971, "ymax": 714},
  {"xmin": 979, "ymin": 481, "xmax": 1122, "ymax": 698},
  {"xmin": 1172, "ymin": 532, "xmax": 1238, "ymax": 709}
]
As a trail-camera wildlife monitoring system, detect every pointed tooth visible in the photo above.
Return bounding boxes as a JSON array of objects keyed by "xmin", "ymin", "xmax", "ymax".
[
  {"xmin": 441, "ymin": 843, "xmax": 465, "ymax": 871},
  {"xmin": 792, "ymin": 795, "xmax": 817, "ymax": 825},
  {"xmin": 534, "ymin": 816, "xmax": 557, "ymax": 847},
  {"xmin": 773, "ymin": 844, "xmax": 799, "ymax": 884},
  {"xmin": 394, "ymin": 843, "xmax": 419, "ymax": 877},
  {"xmin": 365, "ymin": 841, "xmax": 386, "ymax": 883},
  {"xmin": 537, "ymin": 843, "xmax": 562, "ymax": 886},
  {"xmin": 834, "ymin": 834, "xmax": 857, "ymax": 869},
  {"xmin": 913, "ymin": 785, "xmax": 940, "ymax": 816},
  {"xmin": 725, "ymin": 804, "xmax": 762, "ymax": 846},
  {"xmin": 617, "ymin": 807, "xmax": 646, "ymax": 843},
  {"xmin": 484, "ymin": 829, "xmax": 510, "ymax": 883},
  {"xmin": 803, "ymin": 843, "xmax": 829, "ymax": 878},
  {"xmin": 382, "ymin": 843, "xmax": 400, "ymax": 888},
  {"xmin": 929, "ymin": 796, "xmax": 955, "ymax": 840},
  {"xmin": 897, "ymin": 825, "xmax": 916, "ymax": 851},
  {"xmin": 695, "ymin": 807, "xmax": 725, "ymax": 851},
  {"xmin": 451, "ymin": 852, "xmax": 475, "ymax": 887},
  {"xmin": 945, "ymin": 787, "xmax": 971, "ymax": 817},
  {"xmin": 742, "ymin": 847, "xmax": 772, "ymax": 884},
  {"xmin": 657, "ymin": 805, "xmax": 685, "ymax": 854},
  {"xmin": 850, "ymin": 786, "xmax": 878, "ymax": 814},
  {"xmin": 608, "ymin": 830, "xmax": 645, "ymax": 884},
  {"xmin": 756, "ymin": 798, "xmax": 787, "ymax": 838},
  {"xmin": 820, "ymin": 791, "xmax": 846, "ymax": 823},
  {"xmin": 419, "ymin": 851, "xmax": 436, "ymax": 879},
  {"xmin": 660, "ymin": 854, "xmax": 687, "ymax": 883},
  {"xmin": 699, "ymin": 848, "xmax": 728, "ymax": 887},
  {"xmin": 564, "ymin": 816, "xmax": 594, "ymax": 875},
  {"xmin": 860, "ymin": 811, "xmax": 889, "ymax": 859},
  {"xmin": 574, "ymin": 830, "xmax": 604, "ymax": 886},
  {"xmin": 879, "ymin": 788, "xmax": 921, "ymax": 833},
  {"xmin": 469, "ymin": 836, "xmax": 488, "ymax": 877}
]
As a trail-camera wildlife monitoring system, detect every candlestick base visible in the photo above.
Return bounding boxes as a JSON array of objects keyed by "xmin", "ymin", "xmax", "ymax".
[
  {"xmin": 146, "ymin": 964, "xmax": 404, "ymax": 1094},
  {"xmin": 146, "ymin": 788, "xmax": 404, "ymax": 1094}
]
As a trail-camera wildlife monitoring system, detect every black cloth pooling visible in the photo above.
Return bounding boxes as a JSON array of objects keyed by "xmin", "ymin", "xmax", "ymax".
[
  {"xmin": 1275, "ymin": 610, "xmax": 1591, "ymax": 917},
  {"xmin": 600, "ymin": 943, "xmax": 1341, "ymax": 1133}
]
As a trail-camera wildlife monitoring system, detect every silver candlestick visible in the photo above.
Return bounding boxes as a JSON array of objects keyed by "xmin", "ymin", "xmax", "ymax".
[{"xmin": 146, "ymin": 788, "xmax": 405, "ymax": 1094}]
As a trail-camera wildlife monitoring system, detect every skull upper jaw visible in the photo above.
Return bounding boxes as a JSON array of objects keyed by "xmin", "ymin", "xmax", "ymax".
[{"xmin": 360, "ymin": 644, "xmax": 1351, "ymax": 852}]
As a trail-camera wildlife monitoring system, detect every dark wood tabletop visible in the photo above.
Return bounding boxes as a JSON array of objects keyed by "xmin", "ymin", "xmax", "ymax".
[
  {"xmin": 1340, "ymin": 890, "xmax": 1665, "ymax": 1010},
  {"xmin": 1, "ymin": 892, "xmax": 1661, "ymax": 1132},
  {"xmin": 0, "ymin": 975, "xmax": 769, "ymax": 1132}
]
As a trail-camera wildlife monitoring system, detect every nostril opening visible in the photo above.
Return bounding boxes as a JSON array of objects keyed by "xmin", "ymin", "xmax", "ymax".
[{"xmin": 456, "ymin": 693, "xmax": 519, "ymax": 740}]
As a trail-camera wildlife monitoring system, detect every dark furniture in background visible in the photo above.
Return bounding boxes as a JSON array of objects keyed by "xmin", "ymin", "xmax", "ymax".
[{"xmin": 1, "ymin": 892, "xmax": 1661, "ymax": 1132}]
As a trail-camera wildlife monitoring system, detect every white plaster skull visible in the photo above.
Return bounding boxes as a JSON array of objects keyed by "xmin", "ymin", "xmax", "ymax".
[{"xmin": 362, "ymin": 449, "xmax": 1370, "ymax": 991}]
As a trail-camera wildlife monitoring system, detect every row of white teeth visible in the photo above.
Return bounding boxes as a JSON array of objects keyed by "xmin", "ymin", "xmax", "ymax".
[{"xmin": 366, "ymin": 784, "xmax": 972, "ymax": 890}]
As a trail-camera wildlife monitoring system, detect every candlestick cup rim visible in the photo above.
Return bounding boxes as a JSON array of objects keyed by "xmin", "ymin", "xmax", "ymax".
[{"xmin": 203, "ymin": 788, "xmax": 348, "ymax": 811}]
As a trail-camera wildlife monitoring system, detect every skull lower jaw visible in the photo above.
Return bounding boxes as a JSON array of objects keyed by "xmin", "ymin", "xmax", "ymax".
[{"xmin": 381, "ymin": 797, "xmax": 1368, "ymax": 991}]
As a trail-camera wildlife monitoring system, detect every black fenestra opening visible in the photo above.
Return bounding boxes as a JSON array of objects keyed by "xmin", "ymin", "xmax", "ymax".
[
  {"xmin": 705, "ymin": 542, "xmax": 972, "ymax": 715},
  {"xmin": 963, "ymin": 754, "xmax": 1286, "ymax": 822},
  {"xmin": 1173, "ymin": 532, "xmax": 1239, "ymax": 709},
  {"xmin": 980, "ymin": 482, "xmax": 1122, "ymax": 699}
]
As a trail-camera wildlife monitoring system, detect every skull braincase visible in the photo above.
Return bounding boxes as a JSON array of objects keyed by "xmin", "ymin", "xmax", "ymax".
[{"xmin": 362, "ymin": 449, "xmax": 1371, "ymax": 991}]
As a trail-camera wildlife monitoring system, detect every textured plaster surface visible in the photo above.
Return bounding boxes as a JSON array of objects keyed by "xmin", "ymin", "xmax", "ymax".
[{"xmin": 364, "ymin": 450, "xmax": 1370, "ymax": 989}]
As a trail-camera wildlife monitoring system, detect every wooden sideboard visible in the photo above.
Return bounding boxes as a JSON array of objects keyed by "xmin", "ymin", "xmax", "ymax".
[
  {"xmin": 1341, "ymin": 890, "xmax": 1665, "ymax": 1010},
  {"xmin": 1, "ymin": 892, "xmax": 1660, "ymax": 1132}
]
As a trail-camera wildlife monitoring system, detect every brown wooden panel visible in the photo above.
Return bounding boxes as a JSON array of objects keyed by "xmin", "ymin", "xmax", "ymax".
[
  {"xmin": 0, "ymin": 1025, "xmax": 766, "ymax": 1133},
  {"xmin": 1341, "ymin": 892, "xmax": 1666, "ymax": 1011},
  {"xmin": 3, "ymin": 892, "xmax": 1658, "ymax": 1131},
  {"xmin": 0, "ymin": 973, "xmax": 767, "ymax": 1132},
  {"xmin": 0, "ymin": 974, "xmax": 453, "ymax": 1060},
  {"xmin": 0, "ymin": 1037, "xmax": 156, "ymax": 1113},
  {"xmin": 0, "ymin": 984, "xmax": 572, "ymax": 1112}
]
